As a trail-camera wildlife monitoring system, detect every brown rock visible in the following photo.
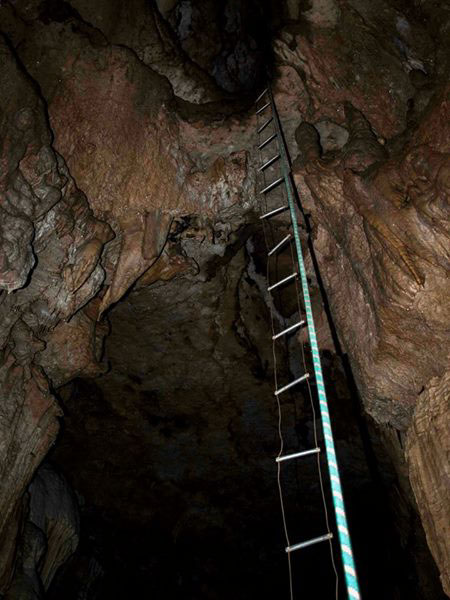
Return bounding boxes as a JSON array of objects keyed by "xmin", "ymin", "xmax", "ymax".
[
  {"xmin": 406, "ymin": 372, "xmax": 450, "ymax": 596},
  {"xmin": 0, "ymin": 354, "xmax": 61, "ymax": 590}
]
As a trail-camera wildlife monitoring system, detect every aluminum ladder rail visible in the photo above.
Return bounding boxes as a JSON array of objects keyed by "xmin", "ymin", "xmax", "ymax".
[{"xmin": 255, "ymin": 86, "xmax": 361, "ymax": 600}]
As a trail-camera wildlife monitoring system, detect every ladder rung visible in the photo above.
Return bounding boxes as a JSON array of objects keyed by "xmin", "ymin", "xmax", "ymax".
[
  {"xmin": 259, "ymin": 154, "xmax": 280, "ymax": 172},
  {"xmin": 286, "ymin": 533, "xmax": 333, "ymax": 553},
  {"xmin": 272, "ymin": 319, "xmax": 305, "ymax": 340},
  {"xmin": 260, "ymin": 177, "xmax": 283, "ymax": 195},
  {"xmin": 258, "ymin": 133, "xmax": 277, "ymax": 149},
  {"xmin": 260, "ymin": 205, "xmax": 288, "ymax": 220},
  {"xmin": 268, "ymin": 272, "xmax": 297, "ymax": 291},
  {"xmin": 256, "ymin": 101, "xmax": 270, "ymax": 115},
  {"xmin": 268, "ymin": 234, "xmax": 291, "ymax": 257},
  {"xmin": 257, "ymin": 117, "xmax": 273, "ymax": 134},
  {"xmin": 276, "ymin": 447, "xmax": 320, "ymax": 462},
  {"xmin": 255, "ymin": 88, "xmax": 268, "ymax": 104},
  {"xmin": 274, "ymin": 373, "xmax": 310, "ymax": 396}
]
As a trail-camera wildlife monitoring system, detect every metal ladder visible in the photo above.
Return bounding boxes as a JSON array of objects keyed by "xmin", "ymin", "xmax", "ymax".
[{"xmin": 254, "ymin": 86, "xmax": 361, "ymax": 600}]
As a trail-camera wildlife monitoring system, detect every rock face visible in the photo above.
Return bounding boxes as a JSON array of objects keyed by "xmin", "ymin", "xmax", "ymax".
[
  {"xmin": 5, "ymin": 464, "xmax": 80, "ymax": 599},
  {"xmin": 0, "ymin": 36, "xmax": 78, "ymax": 588},
  {"xmin": 289, "ymin": 92, "xmax": 449, "ymax": 430},
  {"xmin": 0, "ymin": 0, "xmax": 256, "ymax": 592},
  {"xmin": 267, "ymin": 1, "xmax": 450, "ymax": 591},
  {"xmin": 0, "ymin": 0, "xmax": 448, "ymax": 597},
  {"xmin": 406, "ymin": 372, "xmax": 450, "ymax": 596}
]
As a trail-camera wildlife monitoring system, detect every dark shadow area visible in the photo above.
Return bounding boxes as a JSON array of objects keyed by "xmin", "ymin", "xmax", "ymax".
[
  {"xmin": 45, "ymin": 229, "xmax": 443, "ymax": 599},
  {"xmin": 157, "ymin": 0, "xmax": 277, "ymax": 95}
]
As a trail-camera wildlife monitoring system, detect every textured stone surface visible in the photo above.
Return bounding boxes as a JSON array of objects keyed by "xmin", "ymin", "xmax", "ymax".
[
  {"xmin": 4, "ymin": 522, "xmax": 46, "ymax": 600},
  {"xmin": 290, "ymin": 92, "xmax": 449, "ymax": 429},
  {"xmin": 0, "ymin": 3, "xmax": 257, "ymax": 590},
  {"xmin": 0, "ymin": 34, "xmax": 108, "ymax": 590},
  {"xmin": 0, "ymin": 0, "xmax": 448, "ymax": 596},
  {"xmin": 0, "ymin": 350, "xmax": 59, "ymax": 587},
  {"xmin": 406, "ymin": 372, "xmax": 450, "ymax": 596},
  {"xmin": 5, "ymin": 464, "xmax": 80, "ymax": 599},
  {"xmin": 266, "ymin": 3, "xmax": 450, "ymax": 589},
  {"xmin": 28, "ymin": 464, "xmax": 80, "ymax": 589},
  {"xmin": 3, "ymin": 8, "xmax": 256, "ymax": 318}
]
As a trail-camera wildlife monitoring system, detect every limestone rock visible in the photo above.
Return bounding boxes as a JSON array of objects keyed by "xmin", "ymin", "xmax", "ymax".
[
  {"xmin": 5, "ymin": 463, "xmax": 80, "ymax": 599},
  {"xmin": 290, "ymin": 87, "xmax": 449, "ymax": 430},
  {"xmin": 0, "ymin": 353, "xmax": 60, "ymax": 592},
  {"xmin": 406, "ymin": 372, "xmax": 450, "ymax": 596},
  {"xmin": 0, "ymin": 33, "xmax": 110, "ymax": 590},
  {"xmin": 4, "ymin": 523, "xmax": 46, "ymax": 600},
  {"xmin": 28, "ymin": 464, "xmax": 80, "ymax": 589}
]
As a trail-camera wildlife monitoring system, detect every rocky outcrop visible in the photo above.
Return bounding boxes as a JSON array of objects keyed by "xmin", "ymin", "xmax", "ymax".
[
  {"xmin": 28, "ymin": 464, "xmax": 79, "ymax": 590},
  {"xmin": 1, "ymin": 2, "xmax": 256, "ymax": 317},
  {"xmin": 289, "ymin": 91, "xmax": 449, "ymax": 429},
  {"xmin": 5, "ymin": 464, "xmax": 79, "ymax": 599},
  {"xmin": 0, "ymin": 36, "xmax": 75, "ymax": 587},
  {"xmin": 270, "ymin": 0, "xmax": 449, "ymax": 590},
  {"xmin": 4, "ymin": 523, "xmax": 46, "ymax": 600},
  {"xmin": 0, "ymin": 2, "xmax": 257, "ymax": 590},
  {"xmin": 406, "ymin": 372, "xmax": 450, "ymax": 596}
]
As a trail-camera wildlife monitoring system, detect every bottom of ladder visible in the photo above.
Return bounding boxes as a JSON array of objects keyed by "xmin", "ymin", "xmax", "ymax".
[{"xmin": 286, "ymin": 533, "xmax": 333, "ymax": 553}]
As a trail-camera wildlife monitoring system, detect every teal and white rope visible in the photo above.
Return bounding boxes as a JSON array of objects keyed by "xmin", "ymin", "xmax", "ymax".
[{"xmin": 267, "ymin": 86, "xmax": 361, "ymax": 600}]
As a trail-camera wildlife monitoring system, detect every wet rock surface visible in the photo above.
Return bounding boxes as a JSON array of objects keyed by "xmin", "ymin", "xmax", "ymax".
[{"xmin": 0, "ymin": 0, "xmax": 448, "ymax": 597}]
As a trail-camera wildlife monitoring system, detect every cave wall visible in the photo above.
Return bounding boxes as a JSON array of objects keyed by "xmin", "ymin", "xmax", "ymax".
[
  {"xmin": 0, "ymin": 0, "xmax": 257, "ymax": 591},
  {"xmin": 0, "ymin": 0, "xmax": 448, "ymax": 596},
  {"xmin": 268, "ymin": 0, "xmax": 449, "ymax": 592}
]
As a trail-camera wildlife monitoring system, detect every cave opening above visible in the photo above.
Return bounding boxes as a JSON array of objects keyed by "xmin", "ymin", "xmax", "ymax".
[{"xmin": 155, "ymin": 0, "xmax": 277, "ymax": 94}]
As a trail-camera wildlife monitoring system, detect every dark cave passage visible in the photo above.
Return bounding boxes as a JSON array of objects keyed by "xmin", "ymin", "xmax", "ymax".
[
  {"xmin": 156, "ymin": 0, "xmax": 276, "ymax": 94},
  {"xmin": 45, "ymin": 232, "xmax": 442, "ymax": 600}
]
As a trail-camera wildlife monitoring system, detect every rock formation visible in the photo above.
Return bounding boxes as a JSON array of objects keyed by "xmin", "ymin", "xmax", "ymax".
[
  {"xmin": 0, "ymin": 0, "xmax": 448, "ymax": 597},
  {"xmin": 269, "ymin": 1, "xmax": 449, "ymax": 590},
  {"xmin": 5, "ymin": 464, "xmax": 79, "ymax": 599}
]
